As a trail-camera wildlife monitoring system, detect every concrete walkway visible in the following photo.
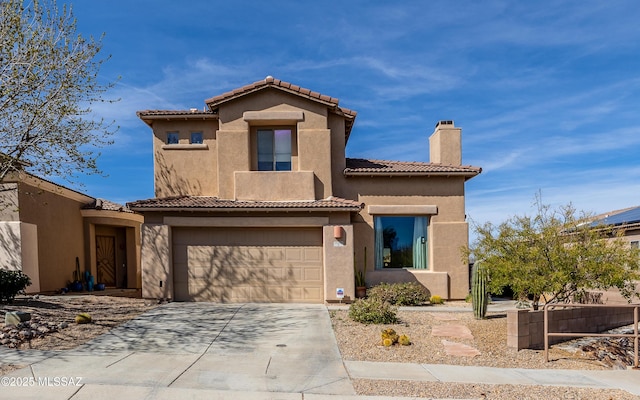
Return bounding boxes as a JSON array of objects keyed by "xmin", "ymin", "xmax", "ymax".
[{"xmin": 1, "ymin": 301, "xmax": 639, "ymax": 399}]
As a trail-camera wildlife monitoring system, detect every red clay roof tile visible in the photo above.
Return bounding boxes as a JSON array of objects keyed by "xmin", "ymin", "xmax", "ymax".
[
  {"xmin": 344, "ymin": 158, "xmax": 482, "ymax": 177},
  {"xmin": 127, "ymin": 196, "xmax": 363, "ymax": 211}
]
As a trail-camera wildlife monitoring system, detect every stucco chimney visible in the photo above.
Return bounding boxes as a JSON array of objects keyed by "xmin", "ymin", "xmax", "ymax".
[{"xmin": 429, "ymin": 120, "xmax": 461, "ymax": 165}]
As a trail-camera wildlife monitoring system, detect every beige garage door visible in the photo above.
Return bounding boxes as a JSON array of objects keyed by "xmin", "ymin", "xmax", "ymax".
[{"xmin": 172, "ymin": 227, "xmax": 323, "ymax": 303}]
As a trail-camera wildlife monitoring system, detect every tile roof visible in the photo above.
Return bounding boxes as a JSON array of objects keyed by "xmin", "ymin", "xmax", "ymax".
[
  {"xmin": 127, "ymin": 196, "xmax": 363, "ymax": 212},
  {"xmin": 136, "ymin": 109, "xmax": 218, "ymax": 126},
  {"xmin": 344, "ymin": 158, "xmax": 482, "ymax": 177},
  {"xmin": 204, "ymin": 76, "xmax": 357, "ymax": 140},
  {"xmin": 83, "ymin": 198, "xmax": 135, "ymax": 213}
]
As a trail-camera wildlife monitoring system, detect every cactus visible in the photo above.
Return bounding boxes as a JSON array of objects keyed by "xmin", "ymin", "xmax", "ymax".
[
  {"xmin": 381, "ymin": 328, "xmax": 399, "ymax": 345},
  {"xmin": 75, "ymin": 313, "xmax": 92, "ymax": 324},
  {"xmin": 398, "ymin": 334, "xmax": 411, "ymax": 346},
  {"xmin": 471, "ymin": 260, "xmax": 489, "ymax": 319}
]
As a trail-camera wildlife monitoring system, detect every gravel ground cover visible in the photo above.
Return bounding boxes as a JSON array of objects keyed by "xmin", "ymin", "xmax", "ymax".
[
  {"xmin": 331, "ymin": 306, "xmax": 638, "ymax": 399},
  {"xmin": 1, "ymin": 296, "xmax": 637, "ymax": 399}
]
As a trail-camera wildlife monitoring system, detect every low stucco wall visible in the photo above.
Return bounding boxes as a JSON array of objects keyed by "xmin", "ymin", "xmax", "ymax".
[
  {"xmin": 507, "ymin": 306, "xmax": 636, "ymax": 350},
  {"xmin": 367, "ymin": 269, "xmax": 448, "ymax": 299}
]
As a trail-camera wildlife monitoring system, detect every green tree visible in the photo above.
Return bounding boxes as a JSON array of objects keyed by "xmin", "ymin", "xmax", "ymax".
[
  {"xmin": 0, "ymin": 0, "xmax": 116, "ymax": 184},
  {"xmin": 465, "ymin": 199, "xmax": 640, "ymax": 310}
]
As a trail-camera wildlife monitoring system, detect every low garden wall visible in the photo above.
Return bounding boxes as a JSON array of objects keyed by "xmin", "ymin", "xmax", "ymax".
[{"xmin": 507, "ymin": 306, "xmax": 636, "ymax": 350}]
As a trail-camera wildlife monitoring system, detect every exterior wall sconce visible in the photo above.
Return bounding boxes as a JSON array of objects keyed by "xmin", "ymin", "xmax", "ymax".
[{"xmin": 333, "ymin": 226, "xmax": 343, "ymax": 239}]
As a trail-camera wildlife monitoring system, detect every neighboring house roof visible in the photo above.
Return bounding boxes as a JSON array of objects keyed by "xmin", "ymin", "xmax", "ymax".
[
  {"xmin": 82, "ymin": 198, "xmax": 135, "ymax": 214},
  {"xmin": 590, "ymin": 205, "xmax": 640, "ymax": 228},
  {"xmin": 344, "ymin": 158, "xmax": 482, "ymax": 178},
  {"xmin": 127, "ymin": 196, "xmax": 363, "ymax": 212},
  {"xmin": 204, "ymin": 76, "xmax": 358, "ymax": 142}
]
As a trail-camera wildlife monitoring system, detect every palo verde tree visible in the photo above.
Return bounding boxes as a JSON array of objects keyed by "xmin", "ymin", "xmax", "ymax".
[
  {"xmin": 464, "ymin": 198, "xmax": 640, "ymax": 310},
  {"xmin": 0, "ymin": 0, "xmax": 116, "ymax": 184}
]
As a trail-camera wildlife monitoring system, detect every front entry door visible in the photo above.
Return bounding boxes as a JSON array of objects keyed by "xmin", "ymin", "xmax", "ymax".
[{"xmin": 96, "ymin": 235, "xmax": 116, "ymax": 286}]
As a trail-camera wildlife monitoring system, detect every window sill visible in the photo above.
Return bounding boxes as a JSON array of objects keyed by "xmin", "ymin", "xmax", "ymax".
[{"xmin": 161, "ymin": 144, "xmax": 209, "ymax": 150}]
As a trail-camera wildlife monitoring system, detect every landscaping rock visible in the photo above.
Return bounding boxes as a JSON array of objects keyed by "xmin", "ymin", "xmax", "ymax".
[{"xmin": 5, "ymin": 311, "xmax": 31, "ymax": 326}]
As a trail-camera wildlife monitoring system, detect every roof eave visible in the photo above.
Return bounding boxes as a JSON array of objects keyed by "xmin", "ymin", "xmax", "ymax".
[
  {"xmin": 137, "ymin": 113, "xmax": 219, "ymax": 127},
  {"xmin": 343, "ymin": 171, "xmax": 481, "ymax": 178},
  {"xmin": 128, "ymin": 206, "xmax": 361, "ymax": 213}
]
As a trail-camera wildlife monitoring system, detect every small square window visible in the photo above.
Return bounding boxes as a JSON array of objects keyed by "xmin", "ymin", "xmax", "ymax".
[
  {"xmin": 190, "ymin": 132, "xmax": 203, "ymax": 144},
  {"xmin": 166, "ymin": 132, "xmax": 179, "ymax": 144},
  {"xmin": 631, "ymin": 241, "xmax": 639, "ymax": 249}
]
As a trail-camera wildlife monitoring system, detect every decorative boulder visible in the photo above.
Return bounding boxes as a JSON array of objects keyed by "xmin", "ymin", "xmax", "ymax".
[{"xmin": 5, "ymin": 311, "xmax": 31, "ymax": 327}]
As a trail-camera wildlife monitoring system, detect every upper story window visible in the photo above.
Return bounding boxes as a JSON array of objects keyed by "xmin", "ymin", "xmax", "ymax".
[
  {"xmin": 166, "ymin": 132, "xmax": 179, "ymax": 144},
  {"xmin": 190, "ymin": 132, "xmax": 203, "ymax": 144},
  {"xmin": 257, "ymin": 128, "xmax": 292, "ymax": 171}
]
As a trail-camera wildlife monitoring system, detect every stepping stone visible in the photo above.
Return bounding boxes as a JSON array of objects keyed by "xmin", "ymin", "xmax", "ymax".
[
  {"xmin": 432, "ymin": 314, "xmax": 458, "ymax": 321},
  {"xmin": 431, "ymin": 324, "xmax": 474, "ymax": 339},
  {"xmin": 441, "ymin": 340, "xmax": 481, "ymax": 357}
]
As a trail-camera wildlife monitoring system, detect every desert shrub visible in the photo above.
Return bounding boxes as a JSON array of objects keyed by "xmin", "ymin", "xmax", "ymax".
[
  {"xmin": 0, "ymin": 269, "xmax": 31, "ymax": 303},
  {"xmin": 348, "ymin": 298, "xmax": 398, "ymax": 324},
  {"xmin": 367, "ymin": 282, "xmax": 430, "ymax": 306},
  {"xmin": 429, "ymin": 295, "xmax": 444, "ymax": 304}
]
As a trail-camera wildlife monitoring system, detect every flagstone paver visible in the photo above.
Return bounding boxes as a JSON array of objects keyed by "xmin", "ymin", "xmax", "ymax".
[
  {"xmin": 441, "ymin": 339, "xmax": 481, "ymax": 357},
  {"xmin": 431, "ymin": 324, "xmax": 474, "ymax": 339}
]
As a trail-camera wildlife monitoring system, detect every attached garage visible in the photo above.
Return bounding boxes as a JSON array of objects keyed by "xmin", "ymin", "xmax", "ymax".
[{"xmin": 172, "ymin": 227, "xmax": 323, "ymax": 303}]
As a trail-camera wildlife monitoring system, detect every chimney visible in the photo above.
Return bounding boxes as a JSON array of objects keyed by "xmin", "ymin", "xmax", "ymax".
[{"xmin": 429, "ymin": 120, "xmax": 461, "ymax": 165}]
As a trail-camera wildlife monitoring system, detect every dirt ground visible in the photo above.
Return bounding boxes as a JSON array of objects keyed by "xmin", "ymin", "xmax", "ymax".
[{"xmin": 0, "ymin": 294, "xmax": 157, "ymax": 375}]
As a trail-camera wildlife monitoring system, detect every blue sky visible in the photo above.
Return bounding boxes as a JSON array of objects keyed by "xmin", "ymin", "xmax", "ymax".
[{"xmin": 66, "ymin": 0, "xmax": 640, "ymax": 234}]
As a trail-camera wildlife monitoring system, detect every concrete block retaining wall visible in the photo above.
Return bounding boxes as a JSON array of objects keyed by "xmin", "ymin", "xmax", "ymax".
[{"xmin": 507, "ymin": 306, "xmax": 636, "ymax": 350}]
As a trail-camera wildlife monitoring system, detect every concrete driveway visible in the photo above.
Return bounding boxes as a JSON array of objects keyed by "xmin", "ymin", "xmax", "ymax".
[{"xmin": 2, "ymin": 303, "xmax": 355, "ymax": 399}]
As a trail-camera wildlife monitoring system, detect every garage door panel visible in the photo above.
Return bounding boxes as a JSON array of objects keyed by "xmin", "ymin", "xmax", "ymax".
[
  {"xmin": 304, "ymin": 267, "xmax": 322, "ymax": 281},
  {"xmin": 173, "ymin": 227, "xmax": 323, "ymax": 303}
]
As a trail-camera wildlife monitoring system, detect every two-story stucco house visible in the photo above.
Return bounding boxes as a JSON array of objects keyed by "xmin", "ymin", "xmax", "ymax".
[{"xmin": 129, "ymin": 77, "xmax": 481, "ymax": 303}]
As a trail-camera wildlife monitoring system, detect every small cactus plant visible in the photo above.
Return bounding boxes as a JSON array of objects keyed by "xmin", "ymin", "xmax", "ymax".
[
  {"xmin": 382, "ymin": 338, "xmax": 393, "ymax": 347},
  {"xmin": 75, "ymin": 313, "xmax": 92, "ymax": 324},
  {"xmin": 381, "ymin": 328, "xmax": 399, "ymax": 345},
  {"xmin": 471, "ymin": 261, "xmax": 489, "ymax": 319},
  {"xmin": 398, "ymin": 334, "xmax": 411, "ymax": 346},
  {"xmin": 429, "ymin": 295, "xmax": 444, "ymax": 304}
]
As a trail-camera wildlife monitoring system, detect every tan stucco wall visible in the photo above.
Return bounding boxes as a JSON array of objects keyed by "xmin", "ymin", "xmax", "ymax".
[
  {"xmin": 18, "ymin": 182, "xmax": 90, "ymax": 292},
  {"xmin": 141, "ymin": 223, "xmax": 173, "ymax": 299},
  {"xmin": 0, "ymin": 221, "xmax": 40, "ymax": 293},
  {"xmin": 429, "ymin": 122, "xmax": 462, "ymax": 165},
  {"xmin": 323, "ymin": 224, "xmax": 355, "ymax": 302},
  {"xmin": 217, "ymin": 129, "xmax": 250, "ymax": 199},
  {"xmin": 0, "ymin": 183, "xmax": 20, "ymax": 221},
  {"xmin": 151, "ymin": 119, "xmax": 218, "ymax": 197},
  {"xmin": 19, "ymin": 222, "xmax": 40, "ymax": 293},
  {"xmin": 235, "ymin": 171, "xmax": 315, "ymax": 201}
]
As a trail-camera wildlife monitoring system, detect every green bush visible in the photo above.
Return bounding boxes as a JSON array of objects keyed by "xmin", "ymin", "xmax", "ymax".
[
  {"xmin": 348, "ymin": 298, "xmax": 398, "ymax": 324},
  {"xmin": 367, "ymin": 282, "xmax": 430, "ymax": 306},
  {"xmin": 0, "ymin": 269, "xmax": 31, "ymax": 303}
]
